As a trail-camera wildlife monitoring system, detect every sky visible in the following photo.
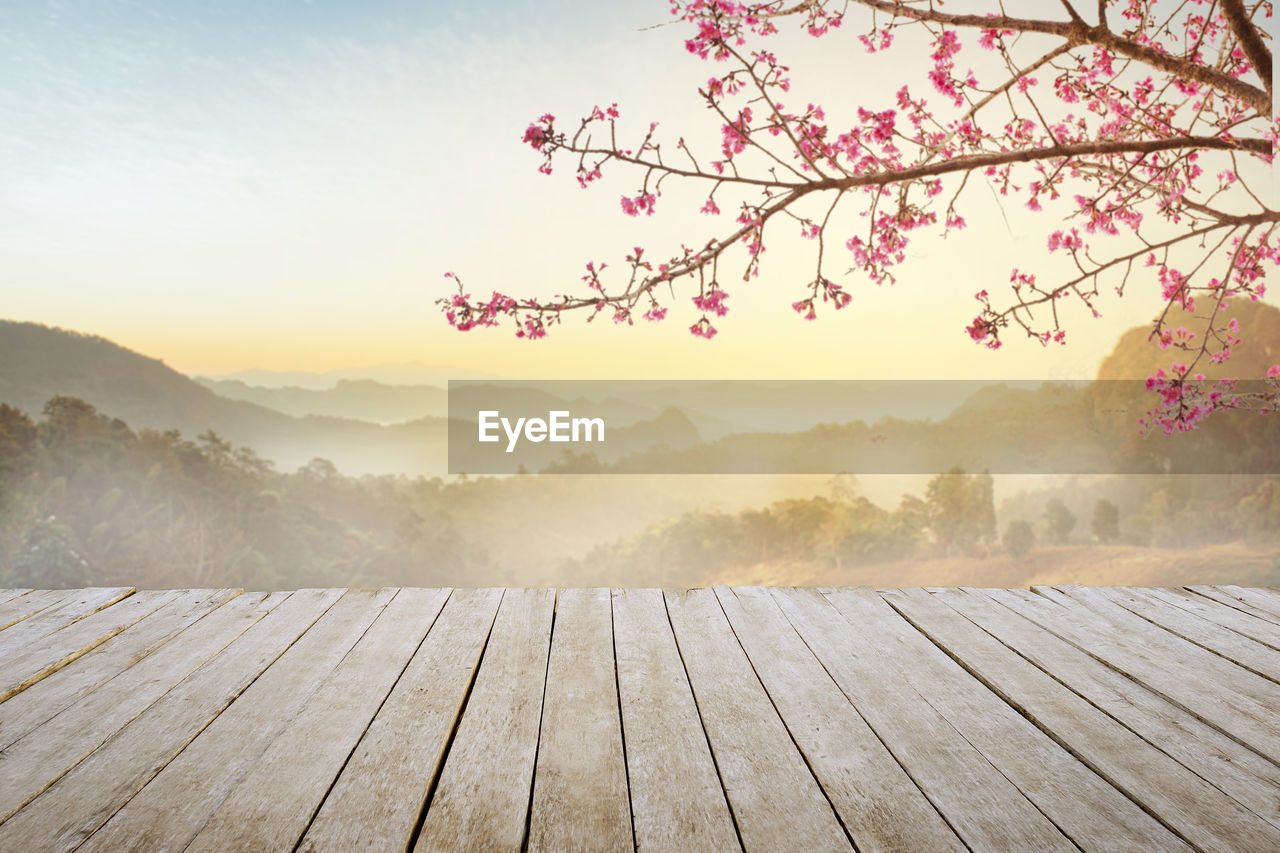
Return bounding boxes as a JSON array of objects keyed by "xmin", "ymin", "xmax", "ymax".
[{"xmin": 1, "ymin": 0, "xmax": 1273, "ymax": 381}]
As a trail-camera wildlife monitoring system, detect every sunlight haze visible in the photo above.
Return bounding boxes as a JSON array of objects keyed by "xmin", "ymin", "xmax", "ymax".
[{"xmin": 1, "ymin": 0, "xmax": 1264, "ymax": 379}]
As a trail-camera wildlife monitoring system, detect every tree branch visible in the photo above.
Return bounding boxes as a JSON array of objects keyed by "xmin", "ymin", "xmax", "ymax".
[
  {"xmin": 810, "ymin": 134, "xmax": 1270, "ymax": 193},
  {"xmin": 1220, "ymin": 0, "xmax": 1273, "ymax": 100},
  {"xmin": 845, "ymin": 0, "xmax": 1273, "ymax": 116}
]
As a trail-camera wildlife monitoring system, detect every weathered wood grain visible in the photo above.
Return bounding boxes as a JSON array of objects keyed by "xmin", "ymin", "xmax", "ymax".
[
  {"xmin": 1138, "ymin": 587, "xmax": 1280, "ymax": 650},
  {"xmin": 1188, "ymin": 585, "xmax": 1280, "ymax": 625},
  {"xmin": 78, "ymin": 588, "xmax": 394, "ymax": 852},
  {"xmin": 771, "ymin": 587, "xmax": 1077, "ymax": 852},
  {"xmin": 0, "ymin": 589, "xmax": 72, "ymax": 631},
  {"xmin": 1219, "ymin": 585, "xmax": 1280, "ymax": 620},
  {"xmin": 0, "ymin": 589, "xmax": 338, "ymax": 852},
  {"xmin": 184, "ymin": 588, "xmax": 450, "ymax": 852},
  {"xmin": 1, "ymin": 584, "xmax": 1278, "ymax": 851},
  {"xmin": 716, "ymin": 586, "xmax": 963, "ymax": 853},
  {"xmin": 414, "ymin": 587, "xmax": 555, "ymax": 852},
  {"xmin": 0, "ymin": 588, "xmax": 32, "ymax": 606},
  {"xmin": 611, "ymin": 587, "xmax": 740, "ymax": 853},
  {"xmin": 1046, "ymin": 585, "xmax": 1280, "ymax": 719},
  {"xmin": 1098, "ymin": 586, "xmax": 1280, "ymax": 682},
  {"xmin": 826, "ymin": 588, "xmax": 1183, "ymax": 852},
  {"xmin": 0, "ymin": 590, "xmax": 286, "ymax": 824},
  {"xmin": 0, "ymin": 589, "xmax": 236, "ymax": 751},
  {"xmin": 0, "ymin": 589, "xmax": 183, "ymax": 703},
  {"xmin": 665, "ymin": 587, "xmax": 853, "ymax": 852},
  {"xmin": 940, "ymin": 586, "xmax": 1280, "ymax": 832},
  {"xmin": 528, "ymin": 588, "xmax": 633, "ymax": 852},
  {"xmin": 297, "ymin": 588, "xmax": 503, "ymax": 852},
  {"xmin": 887, "ymin": 587, "xmax": 1280, "ymax": 851},
  {"xmin": 0, "ymin": 587, "xmax": 133, "ymax": 656},
  {"xmin": 988, "ymin": 587, "xmax": 1280, "ymax": 765}
]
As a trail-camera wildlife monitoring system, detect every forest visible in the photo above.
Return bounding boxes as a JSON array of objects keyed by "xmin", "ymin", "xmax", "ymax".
[{"xmin": 2, "ymin": 394, "xmax": 1277, "ymax": 591}]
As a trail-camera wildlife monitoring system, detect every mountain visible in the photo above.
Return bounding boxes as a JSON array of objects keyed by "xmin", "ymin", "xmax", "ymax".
[
  {"xmin": 1090, "ymin": 299, "xmax": 1280, "ymax": 434},
  {"xmin": 6, "ymin": 300, "xmax": 1275, "ymax": 480},
  {"xmin": 196, "ymin": 377, "xmax": 449, "ymax": 424},
  {"xmin": 0, "ymin": 322, "xmax": 708, "ymax": 477},
  {"xmin": 202, "ymin": 364, "xmax": 494, "ymax": 388},
  {"xmin": 1096, "ymin": 299, "xmax": 1280, "ymax": 380},
  {"xmin": 0, "ymin": 320, "xmax": 447, "ymax": 474}
]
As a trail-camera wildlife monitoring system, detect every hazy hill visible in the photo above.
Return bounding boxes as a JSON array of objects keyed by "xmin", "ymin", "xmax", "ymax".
[
  {"xmin": 0, "ymin": 321, "xmax": 288, "ymax": 434},
  {"xmin": 204, "ymin": 364, "xmax": 493, "ymax": 388},
  {"xmin": 6, "ymin": 300, "xmax": 1275, "ymax": 479},
  {"xmin": 197, "ymin": 377, "xmax": 449, "ymax": 424},
  {"xmin": 0, "ymin": 322, "xmax": 709, "ymax": 477},
  {"xmin": 1091, "ymin": 300, "xmax": 1280, "ymax": 438},
  {"xmin": 1096, "ymin": 299, "xmax": 1280, "ymax": 380},
  {"xmin": 0, "ymin": 320, "xmax": 448, "ymax": 474}
]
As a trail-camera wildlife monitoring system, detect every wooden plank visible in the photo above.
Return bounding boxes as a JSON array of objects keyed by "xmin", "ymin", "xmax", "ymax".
[
  {"xmin": 0, "ymin": 589, "xmax": 184, "ymax": 703},
  {"xmin": 414, "ymin": 588, "xmax": 555, "ymax": 852},
  {"xmin": 665, "ymin": 588, "xmax": 852, "ymax": 852},
  {"xmin": 1047, "ymin": 585, "xmax": 1280, "ymax": 709},
  {"xmin": 183, "ymin": 588, "xmax": 450, "ymax": 852},
  {"xmin": 0, "ymin": 589, "xmax": 71, "ymax": 631},
  {"xmin": 527, "ymin": 588, "xmax": 632, "ymax": 852},
  {"xmin": 1098, "ymin": 587, "xmax": 1280, "ymax": 682},
  {"xmin": 1139, "ymin": 587, "xmax": 1280, "ymax": 651},
  {"xmin": 297, "ymin": 588, "xmax": 503, "ymax": 852},
  {"xmin": 0, "ymin": 588, "xmax": 132, "ymax": 651},
  {"xmin": 986, "ymin": 588, "xmax": 1280, "ymax": 765},
  {"xmin": 0, "ymin": 588, "xmax": 33, "ymax": 605},
  {"xmin": 0, "ymin": 590, "xmax": 237, "ymax": 751},
  {"xmin": 940, "ymin": 587, "xmax": 1280, "ymax": 832},
  {"xmin": 0, "ymin": 589, "xmax": 339, "ymax": 852},
  {"xmin": 886, "ymin": 587, "xmax": 1280, "ymax": 850},
  {"xmin": 0, "ymin": 590, "xmax": 287, "ymax": 824},
  {"xmin": 771, "ymin": 587, "xmax": 1077, "ymax": 852},
  {"xmin": 824, "ymin": 588, "xmax": 1183, "ymax": 852},
  {"xmin": 1187, "ymin": 585, "xmax": 1280, "ymax": 625},
  {"xmin": 717, "ymin": 587, "xmax": 963, "ymax": 853},
  {"xmin": 78, "ymin": 588, "xmax": 396, "ymax": 853},
  {"xmin": 610, "ymin": 588, "xmax": 739, "ymax": 853},
  {"xmin": 1220, "ymin": 585, "xmax": 1280, "ymax": 620}
]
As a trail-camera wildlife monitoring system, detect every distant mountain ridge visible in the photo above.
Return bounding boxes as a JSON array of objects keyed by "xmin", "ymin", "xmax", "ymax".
[
  {"xmin": 202, "ymin": 364, "xmax": 494, "ymax": 388},
  {"xmin": 0, "ymin": 320, "xmax": 450, "ymax": 474},
  {"xmin": 4, "ymin": 301, "xmax": 1277, "ymax": 476},
  {"xmin": 0, "ymin": 321, "xmax": 711, "ymax": 475},
  {"xmin": 197, "ymin": 377, "xmax": 449, "ymax": 425}
]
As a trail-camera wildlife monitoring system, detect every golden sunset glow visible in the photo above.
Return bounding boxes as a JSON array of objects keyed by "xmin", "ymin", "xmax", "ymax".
[{"xmin": 1, "ymin": 0, "xmax": 1198, "ymax": 382}]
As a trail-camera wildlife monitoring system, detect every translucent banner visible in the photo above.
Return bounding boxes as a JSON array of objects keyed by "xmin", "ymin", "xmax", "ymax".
[{"xmin": 446, "ymin": 380, "xmax": 1280, "ymax": 475}]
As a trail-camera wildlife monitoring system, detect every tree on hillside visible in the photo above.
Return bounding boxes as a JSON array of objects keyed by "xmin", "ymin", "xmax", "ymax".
[
  {"xmin": 925, "ymin": 466, "xmax": 996, "ymax": 554},
  {"xmin": 1092, "ymin": 497, "xmax": 1121, "ymax": 541},
  {"xmin": 1045, "ymin": 496, "xmax": 1078, "ymax": 544},
  {"xmin": 1003, "ymin": 518, "xmax": 1035, "ymax": 558},
  {"xmin": 0, "ymin": 404, "xmax": 38, "ymax": 506},
  {"xmin": 443, "ymin": 0, "xmax": 1277, "ymax": 431},
  {"xmin": 6, "ymin": 516, "xmax": 93, "ymax": 588}
]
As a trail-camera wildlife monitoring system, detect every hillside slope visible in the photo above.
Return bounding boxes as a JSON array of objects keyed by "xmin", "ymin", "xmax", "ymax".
[{"xmin": 0, "ymin": 320, "xmax": 446, "ymax": 473}]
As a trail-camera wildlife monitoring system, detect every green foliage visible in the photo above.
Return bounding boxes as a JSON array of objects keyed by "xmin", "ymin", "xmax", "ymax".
[
  {"xmin": 5, "ymin": 516, "xmax": 93, "ymax": 588},
  {"xmin": 1091, "ymin": 499, "xmax": 1121, "ymax": 543},
  {"xmin": 0, "ymin": 403, "xmax": 38, "ymax": 509},
  {"xmin": 925, "ymin": 468, "xmax": 996, "ymax": 555},
  {"xmin": 0, "ymin": 396, "xmax": 486, "ymax": 589},
  {"xmin": 565, "ymin": 493, "xmax": 924, "ymax": 585},
  {"xmin": 1233, "ymin": 479, "xmax": 1280, "ymax": 539},
  {"xmin": 1044, "ymin": 498, "xmax": 1077, "ymax": 545},
  {"xmin": 1003, "ymin": 520, "xmax": 1035, "ymax": 559}
]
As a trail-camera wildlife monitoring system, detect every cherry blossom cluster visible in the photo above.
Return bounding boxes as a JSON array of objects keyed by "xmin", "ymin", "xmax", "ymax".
[{"xmin": 440, "ymin": 0, "xmax": 1276, "ymax": 431}]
